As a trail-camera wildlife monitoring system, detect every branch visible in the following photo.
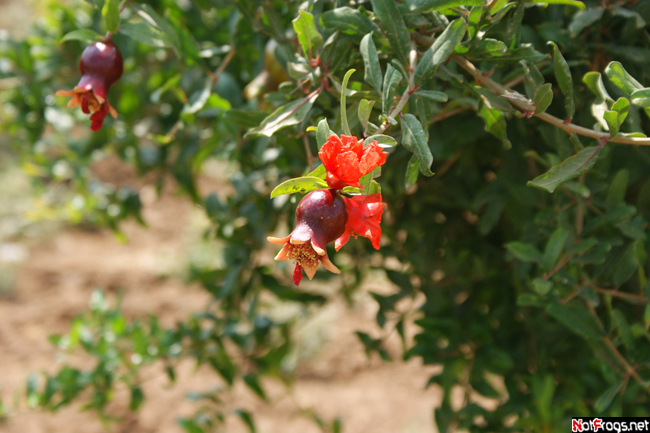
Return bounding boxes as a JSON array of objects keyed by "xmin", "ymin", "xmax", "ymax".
[
  {"xmin": 451, "ymin": 55, "xmax": 650, "ymax": 146},
  {"xmin": 375, "ymin": 43, "xmax": 418, "ymax": 135},
  {"xmin": 594, "ymin": 287, "xmax": 650, "ymax": 304},
  {"xmin": 603, "ymin": 337, "xmax": 650, "ymax": 394}
]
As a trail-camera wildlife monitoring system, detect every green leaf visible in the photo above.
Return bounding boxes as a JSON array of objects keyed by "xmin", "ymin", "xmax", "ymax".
[
  {"xmin": 413, "ymin": 90, "xmax": 448, "ymax": 102},
  {"xmin": 382, "ymin": 64, "xmax": 403, "ymax": 114},
  {"xmin": 594, "ymin": 379, "xmax": 626, "ymax": 413},
  {"xmin": 360, "ymin": 33, "xmax": 383, "ymax": 94},
  {"xmin": 340, "ymin": 69, "xmax": 356, "ymax": 136},
  {"xmin": 129, "ymin": 386, "xmax": 144, "ymax": 411},
  {"xmin": 270, "ymin": 176, "xmax": 328, "ymax": 198},
  {"xmin": 478, "ymin": 106, "xmax": 510, "ymax": 148},
  {"xmin": 61, "ymin": 29, "xmax": 103, "ymax": 44},
  {"xmin": 371, "ymin": 0, "xmax": 412, "ymax": 67},
  {"xmin": 292, "ymin": 11, "xmax": 322, "ymax": 59},
  {"xmin": 631, "ymin": 89, "xmax": 650, "ymax": 108},
  {"xmin": 529, "ymin": 0, "xmax": 585, "ymax": 9},
  {"xmin": 357, "ymin": 99, "xmax": 376, "ymax": 135},
  {"xmin": 236, "ymin": 410, "xmax": 257, "ymax": 433},
  {"xmin": 605, "ymin": 61, "xmax": 643, "ymax": 95},
  {"xmin": 470, "ymin": 45, "xmax": 547, "ymax": 64},
  {"xmin": 243, "ymin": 374, "xmax": 267, "ymax": 401},
  {"xmin": 119, "ymin": 22, "xmax": 172, "ymax": 47},
  {"xmin": 604, "ymin": 98, "xmax": 629, "ymax": 137},
  {"xmin": 405, "ymin": 154, "xmax": 419, "ymax": 189},
  {"xmin": 566, "ymin": 237, "xmax": 598, "ymax": 254},
  {"xmin": 102, "ymin": 0, "xmax": 121, "ymax": 33},
  {"xmin": 611, "ymin": 309, "xmax": 634, "ymax": 353},
  {"xmin": 306, "ymin": 164, "xmax": 326, "ymax": 180},
  {"xmin": 364, "ymin": 134, "xmax": 398, "ymax": 148},
  {"xmin": 569, "ymin": 7, "xmax": 604, "ymax": 37},
  {"xmin": 542, "ymin": 227, "xmax": 569, "ymax": 271},
  {"xmin": 532, "ymin": 278, "xmax": 553, "ymax": 295},
  {"xmin": 548, "ymin": 41, "xmax": 575, "ymax": 119},
  {"xmin": 401, "ymin": 114, "xmax": 434, "ymax": 176},
  {"xmin": 316, "ymin": 118, "xmax": 331, "ymax": 149},
  {"xmin": 607, "ymin": 169, "xmax": 629, "ymax": 210},
  {"xmin": 405, "ymin": 0, "xmax": 485, "ymax": 13},
  {"xmin": 246, "ymin": 93, "xmax": 319, "ymax": 138},
  {"xmin": 506, "ymin": 242, "xmax": 543, "ymax": 263},
  {"xmin": 466, "ymin": 38, "xmax": 508, "ymax": 58},
  {"xmin": 546, "ymin": 303, "xmax": 605, "ymax": 339},
  {"xmin": 320, "ymin": 7, "xmax": 380, "ymax": 39},
  {"xmin": 528, "ymin": 146, "xmax": 600, "ymax": 193},
  {"xmin": 533, "ymin": 83, "xmax": 553, "ymax": 115},
  {"xmin": 132, "ymin": 4, "xmax": 181, "ymax": 52},
  {"xmin": 414, "ymin": 19, "xmax": 467, "ymax": 87}
]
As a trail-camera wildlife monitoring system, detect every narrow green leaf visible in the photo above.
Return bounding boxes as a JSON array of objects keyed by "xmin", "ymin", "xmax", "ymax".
[
  {"xmin": 470, "ymin": 45, "xmax": 547, "ymax": 65},
  {"xmin": 565, "ymin": 237, "xmax": 598, "ymax": 254},
  {"xmin": 371, "ymin": 0, "xmax": 412, "ymax": 67},
  {"xmin": 631, "ymin": 88, "xmax": 650, "ymax": 108},
  {"xmin": 604, "ymin": 97, "xmax": 629, "ymax": 137},
  {"xmin": 611, "ymin": 309, "xmax": 634, "ymax": 353},
  {"xmin": 306, "ymin": 164, "xmax": 326, "ymax": 180},
  {"xmin": 405, "ymin": 0, "xmax": 485, "ymax": 13},
  {"xmin": 119, "ymin": 22, "xmax": 172, "ymax": 47},
  {"xmin": 61, "ymin": 29, "xmax": 103, "ymax": 44},
  {"xmin": 607, "ymin": 169, "xmax": 629, "ymax": 209},
  {"xmin": 528, "ymin": 146, "xmax": 600, "ymax": 193},
  {"xmin": 548, "ymin": 41, "xmax": 575, "ymax": 119},
  {"xmin": 246, "ymin": 93, "xmax": 319, "ymax": 138},
  {"xmin": 532, "ymin": 278, "xmax": 553, "ymax": 295},
  {"xmin": 478, "ymin": 105, "xmax": 510, "ymax": 148},
  {"xmin": 414, "ymin": 19, "xmax": 467, "ymax": 87},
  {"xmin": 270, "ymin": 176, "xmax": 328, "ymax": 198},
  {"xmin": 605, "ymin": 61, "xmax": 643, "ymax": 95},
  {"xmin": 533, "ymin": 83, "xmax": 553, "ymax": 115},
  {"xmin": 542, "ymin": 227, "xmax": 569, "ymax": 271},
  {"xmin": 292, "ymin": 11, "xmax": 323, "ymax": 59},
  {"xmin": 316, "ymin": 118, "xmax": 331, "ymax": 149},
  {"xmin": 357, "ymin": 99, "xmax": 376, "ymax": 135},
  {"xmin": 129, "ymin": 386, "xmax": 144, "ymax": 411},
  {"xmin": 413, "ymin": 90, "xmax": 448, "ymax": 102},
  {"xmin": 506, "ymin": 242, "xmax": 543, "ymax": 263},
  {"xmin": 132, "ymin": 4, "xmax": 181, "ymax": 51},
  {"xmin": 569, "ymin": 7, "xmax": 604, "ymax": 37},
  {"xmin": 401, "ymin": 114, "xmax": 434, "ymax": 176},
  {"xmin": 529, "ymin": 0, "xmax": 585, "ymax": 9},
  {"xmin": 320, "ymin": 7, "xmax": 381, "ymax": 40},
  {"xmin": 102, "ymin": 0, "xmax": 121, "ymax": 33},
  {"xmin": 405, "ymin": 154, "xmax": 419, "ymax": 189},
  {"xmin": 382, "ymin": 64, "xmax": 403, "ymax": 114},
  {"xmin": 546, "ymin": 303, "xmax": 605, "ymax": 339},
  {"xmin": 236, "ymin": 410, "xmax": 257, "ymax": 433},
  {"xmin": 364, "ymin": 134, "xmax": 398, "ymax": 148},
  {"xmin": 360, "ymin": 33, "xmax": 383, "ymax": 94},
  {"xmin": 243, "ymin": 374, "xmax": 267, "ymax": 401},
  {"xmin": 340, "ymin": 69, "xmax": 356, "ymax": 136},
  {"xmin": 594, "ymin": 379, "xmax": 626, "ymax": 413}
]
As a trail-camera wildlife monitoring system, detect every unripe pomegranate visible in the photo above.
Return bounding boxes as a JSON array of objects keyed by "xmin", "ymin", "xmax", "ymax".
[
  {"xmin": 56, "ymin": 38, "xmax": 123, "ymax": 132},
  {"xmin": 267, "ymin": 189, "xmax": 348, "ymax": 285}
]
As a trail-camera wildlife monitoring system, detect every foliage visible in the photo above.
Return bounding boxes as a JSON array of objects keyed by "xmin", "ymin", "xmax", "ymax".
[{"xmin": 1, "ymin": 0, "xmax": 650, "ymax": 431}]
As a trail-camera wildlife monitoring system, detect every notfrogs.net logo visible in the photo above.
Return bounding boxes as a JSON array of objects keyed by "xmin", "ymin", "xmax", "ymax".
[{"xmin": 572, "ymin": 417, "xmax": 650, "ymax": 433}]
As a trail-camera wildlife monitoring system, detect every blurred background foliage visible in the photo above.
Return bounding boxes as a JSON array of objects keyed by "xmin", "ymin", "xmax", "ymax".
[{"xmin": 1, "ymin": 0, "xmax": 650, "ymax": 431}]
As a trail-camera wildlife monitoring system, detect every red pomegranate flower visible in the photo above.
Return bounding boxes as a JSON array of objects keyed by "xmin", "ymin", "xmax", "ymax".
[
  {"xmin": 335, "ymin": 194, "xmax": 385, "ymax": 251},
  {"xmin": 268, "ymin": 189, "xmax": 348, "ymax": 285},
  {"xmin": 319, "ymin": 135, "xmax": 388, "ymax": 189},
  {"xmin": 56, "ymin": 38, "xmax": 123, "ymax": 132}
]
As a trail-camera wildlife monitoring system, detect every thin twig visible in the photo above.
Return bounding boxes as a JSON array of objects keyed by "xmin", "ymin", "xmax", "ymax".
[
  {"xmin": 594, "ymin": 287, "xmax": 650, "ymax": 304},
  {"xmin": 375, "ymin": 43, "xmax": 418, "ymax": 135},
  {"xmin": 603, "ymin": 337, "xmax": 650, "ymax": 394},
  {"xmin": 451, "ymin": 55, "xmax": 650, "ymax": 146}
]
